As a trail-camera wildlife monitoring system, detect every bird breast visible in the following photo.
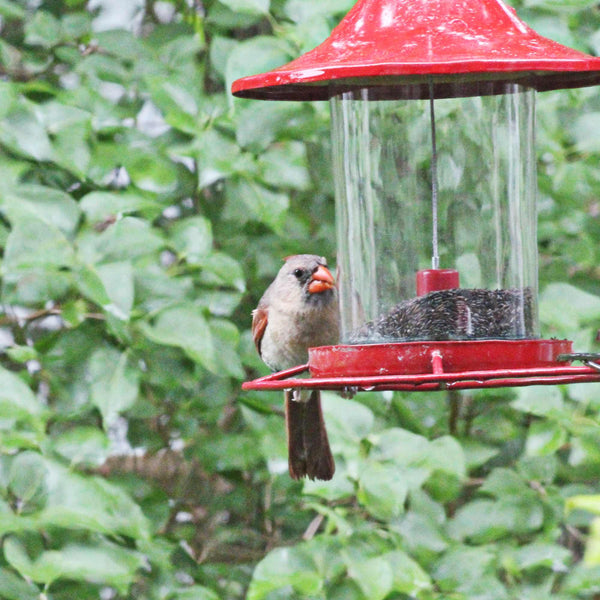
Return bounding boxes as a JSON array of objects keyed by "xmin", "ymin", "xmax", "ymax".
[{"xmin": 260, "ymin": 301, "xmax": 339, "ymax": 372}]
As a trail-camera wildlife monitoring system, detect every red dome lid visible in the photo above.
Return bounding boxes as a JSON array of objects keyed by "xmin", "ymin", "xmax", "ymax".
[{"xmin": 231, "ymin": 0, "xmax": 600, "ymax": 100}]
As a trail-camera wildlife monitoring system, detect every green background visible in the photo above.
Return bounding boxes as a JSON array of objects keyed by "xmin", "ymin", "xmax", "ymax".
[{"xmin": 1, "ymin": 0, "xmax": 600, "ymax": 598}]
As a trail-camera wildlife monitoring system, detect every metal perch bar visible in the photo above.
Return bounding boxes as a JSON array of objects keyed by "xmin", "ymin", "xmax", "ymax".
[{"xmin": 242, "ymin": 364, "xmax": 600, "ymax": 392}]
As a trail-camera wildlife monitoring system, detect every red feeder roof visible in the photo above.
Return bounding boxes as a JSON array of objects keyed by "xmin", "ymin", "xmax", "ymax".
[{"xmin": 231, "ymin": 0, "xmax": 600, "ymax": 101}]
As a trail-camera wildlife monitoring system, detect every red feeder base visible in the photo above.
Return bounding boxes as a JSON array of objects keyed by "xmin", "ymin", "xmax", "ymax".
[
  {"xmin": 309, "ymin": 339, "xmax": 572, "ymax": 377},
  {"xmin": 242, "ymin": 339, "xmax": 600, "ymax": 392}
]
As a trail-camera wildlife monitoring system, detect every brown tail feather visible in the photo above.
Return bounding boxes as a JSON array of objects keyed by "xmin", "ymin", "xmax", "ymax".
[{"xmin": 285, "ymin": 390, "xmax": 335, "ymax": 481}]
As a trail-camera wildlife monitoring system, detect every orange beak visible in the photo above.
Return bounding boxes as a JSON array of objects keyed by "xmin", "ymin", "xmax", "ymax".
[{"xmin": 308, "ymin": 265, "xmax": 335, "ymax": 294}]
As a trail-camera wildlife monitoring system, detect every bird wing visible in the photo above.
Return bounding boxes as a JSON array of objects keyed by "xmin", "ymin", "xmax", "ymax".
[{"xmin": 251, "ymin": 305, "xmax": 268, "ymax": 356}]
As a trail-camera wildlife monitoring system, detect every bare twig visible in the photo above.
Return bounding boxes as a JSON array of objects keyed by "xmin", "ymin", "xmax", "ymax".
[
  {"xmin": 448, "ymin": 389, "xmax": 461, "ymax": 435},
  {"xmin": 302, "ymin": 514, "xmax": 325, "ymax": 541},
  {"xmin": 0, "ymin": 307, "xmax": 104, "ymax": 329}
]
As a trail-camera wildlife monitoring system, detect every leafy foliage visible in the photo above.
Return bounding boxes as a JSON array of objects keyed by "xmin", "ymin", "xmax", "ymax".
[{"xmin": 0, "ymin": 0, "xmax": 600, "ymax": 598}]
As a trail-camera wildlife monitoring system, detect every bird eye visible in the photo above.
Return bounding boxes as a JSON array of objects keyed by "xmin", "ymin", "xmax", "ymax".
[{"xmin": 293, "ymin": 268, "xmax": 305, "ymax": 279}]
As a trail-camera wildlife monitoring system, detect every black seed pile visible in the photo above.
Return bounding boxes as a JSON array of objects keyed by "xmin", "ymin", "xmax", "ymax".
[{"xmin": 349, "ymin": 287, "xmax": 535, "ymax": 343}]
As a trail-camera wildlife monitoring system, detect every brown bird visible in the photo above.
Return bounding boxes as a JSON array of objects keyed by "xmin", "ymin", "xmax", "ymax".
[{"xmin": 252, "ymin": 255, "xmax": 340, "ymax": 480}]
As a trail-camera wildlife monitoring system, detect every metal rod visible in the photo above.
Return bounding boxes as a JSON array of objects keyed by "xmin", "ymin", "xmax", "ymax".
[
  {"xmin": 243, "ymin": 374, "xmax": 600, "ymax": 393},
  {"xmin": 242, "ymin": 364, "xmax": 600, "ymax": 391},
  {"xmin": 429, "ymin": 79, "xmax": 440, "ymax": 270}
]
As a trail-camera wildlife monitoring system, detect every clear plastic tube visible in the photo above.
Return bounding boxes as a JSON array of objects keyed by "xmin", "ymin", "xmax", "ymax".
[{"xmin": 331, "ymin": 83, "xmax": 539, "ymax": 343}]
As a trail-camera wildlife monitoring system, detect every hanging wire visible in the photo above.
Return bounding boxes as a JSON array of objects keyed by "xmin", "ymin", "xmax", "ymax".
[{"xmin": 429, "ymin": 78, "xmax": 440, "ymax": 270}]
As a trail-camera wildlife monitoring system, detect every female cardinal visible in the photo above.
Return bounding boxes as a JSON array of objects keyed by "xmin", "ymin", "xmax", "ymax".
[{"xmin": 252, "ymin": 255, "xmax": 340, "ymax": 480}]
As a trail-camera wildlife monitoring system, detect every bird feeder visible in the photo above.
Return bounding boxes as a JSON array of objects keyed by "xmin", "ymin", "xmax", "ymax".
[{"xmin": 235, "ymin": 0, "xmax": 600, "ymax": 392}]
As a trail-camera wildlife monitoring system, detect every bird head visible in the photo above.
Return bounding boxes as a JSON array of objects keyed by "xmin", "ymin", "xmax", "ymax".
[{"xmin": 281, "ymin": 255, "xmax": 336, "ymax": 305}]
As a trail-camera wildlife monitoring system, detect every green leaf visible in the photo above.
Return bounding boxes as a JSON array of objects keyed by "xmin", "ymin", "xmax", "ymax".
[
  {"xmin": 8, "ymin": 452, "xmax": 49, "ymax": 512},
  {"xmin": 508, "ymin": 542, "xmax": 571, "ymax": 572},
  {"xmin": 44, "ymin": 468, "xmax": 149, "ymax": 538},
  {"xmin": 139, "ymin": 304, "xmax": 217, "ymax": 372},
  {"xmin": 35, "ymin": 102, "xmax": 93, "ymax": 176},
  {"xmin": 370, "ymin": 427, "xmax": 430, "ymax": 464},
  {"xmin": 1, "ymin": 266, "xmax": 72, "ymax": 304},
  {"xmin": 0, "ymin": 499, "xmax": 35, "ymax": 536},
  {"xmin": 517, "ymin": 454, "xmax": 557, "ymax": 483},
  {"xmin": 303, "ymin": 502, "xmax": 354, "ymax": 537},
  {"xmin": 24, "ymin": 11, "xmax": 63, "ymax": 47},
  {"xmin": 220, "ymin": 0, "xmax": 270, "ymax": 14},
  {"xmin": 3, "ymin": 452, "xmax": 149, "ymax": 539},
  {"xmin": 540, "ymin": 283, "xmax": 600, "ymax": 334},
  {"xmin": 173, "ymin": 586, "xmax": 220, "ymax": 600},
  {"xmin": 4, "ymin": 536, "xmax": 147, "ymax": 593},
  {"xmin": 563, "ymin": 564, "xmax": 600, "ymax": 595},
  {"xmin": 170, "ymin": 216, "xmax": 213, "ymax": 264},
  {"xmin": 259, "ymin": 141, "xmax": 311, "ymax": 190},
  {"xmin": 524, "ymin": 0, "xmax": 597, "ymax": 12},
  {"xmin": 225, "ymin": 178, "xmax": 289, "ymax": 233},
  {"xmin": 383, "ymin": 550, "xmax": 432, "ymax": 595},
  {"xmin": 76, "ymin": 52, "xmax": 130, "ymax": 85},
  {"xmin": 0, "ymin": 365, "xmax": 46, "ymax": 425},
  {"xmin": 369, "ymin": 429, "xmax": 465, "ymax": 484},
  {"xmin": 480, "ymin": 468, "xmax": 525, "ymax": 497},
  {"xmin": 451, "ymin": 495, "xmax": 544, "ymax": 542},
  {"xmin": 75, "ymin": 264, "xmax": 111, "ymax": 308},
  {"xmin": 425, "ymin": 470, "xmax": 462, "ymax": 503},
  {"xmin": 88, "ymin": 347, "xmax": 140, "ymax": 425},
  {"xmin": 226, "ymin": 37, "xmax": 292, "ymax": 98},
  {"xmin": 80, "ymin": 191, "xmax": 163, "ymax": 224},
  {"xmin": 210, "ymin": 36, "xmax": 238, "ymax": 81},
  {"xmin": 5, "ymin": 345, "xmax": 38, "ymax": 364},
  {"xmin": 3, "ymin": 217, "xmax": 74, "ymax": 271},
  {"xmin": 323, "ymin": 395, "xmax": 375, "ymax": 451},
  {"xmin": 96, "ymin": 261, "xmax": 135, "ymax": 319},
  {"xmin": 0, "ymin": 107, "xmax": 53, "ymax": 161},
  {"xmin": 566, "ymin": 494, "xmax": 600, "ymax": 516},
  {"xmin": 284, "ymin": 0, "xmax": 355, "ymax": 21},
  {"xmin": 396, "ymin": 511, "xmax": 449, "ymax": 558},
  {"xmin": 60, "ymin": 298, "xmax": 90, "ymax": 328},
  {"xmin": 347, "ymin": 555, "xmax": 393, "ymax": 600},
  {"xmin": 208, "ymin": 1, "xmax": 263, "ymax": 27},
  {"xmin": 199, "ymin": 432, "xmax": 263, "ymax": 471},
  {"xmin": 525, "ymin": 420, "xmax": 568, "ymax": 456},
  {"xmin": 209, "ymin": 318, "xmax": 244, "ymax": 378},
  {"xmin": 198, "ymin": 289, "xmax": 244, "ymax": 317},
  {"xmin": 1, "ymin": 185, "xmax": 81, "ymax": 235},
  {"xmin": 92, "ymin": 29, "xmax": 146, "ymax": 60},
  {"xmin": 0, "ymin": 82, "xmax": 17, "ymax": 121},
  {"xmin": 571, "ymin": 112, "xmax": 600, "ymax": 153},
  {"xmin": 303, "ymin": 471, "xmax": 357, "ymax": 502},
  {"xmin": 569, "ymin": 434, "xmax": 600, "ymax": 468},
  {"xmin": 147, "ymin": 78, "xmax": 200, "ymax": 130},
  {"xmin": 357, "ymin": 463, "xmax": 408, "ymax": 520},
  {"xmin": 51, "ymin": 122, "xmax": 92, "ymax": 177},
  {"xmin": 61, "ymin": 12, "xmax": 92, "ymax": 38},
  {"xmin": 434, "ymin": 545, "xmax": 495, "ymax": 592},
  {"xmin": 0, "ymin": 0, "xmax": 26, "ymax": 19},
  {"xmin": 133, "ymin": 264, "xmax": 194, "ymax": 314},
  {"xmin": 51, "ymin": 427, "xmax": 110, "ymax": 468},
  {"xmin": 199, "ymin": 251, "xmax": 246, "ymax": 292},
  {"xmin": 462, "ymin": 439, "xmax": 499, "ymax": 469},
  {"xmin": 76, "ymin": 217, "xmax": 164, "ymax": 264},
  {"xmin": 247, "ymin": 546, "xmax": 322, "ymax": 600},
  {"xmin": 123, "ymin": 150, "xmax": 180, "ymax": 194},
  {"xmin": 428, "ymin": 436, "xmax": 467, "ymax": 479},
  {"xmin": 511, "ymin": 386, "xmax": 564, "ymax": 416},
  {"xmin": 190, "ymin": 128, "xmax": 251, "ymax": 187},
  {"xmin": 585, "ymin": 518, "xmax": 600, "ymax": 565},
  {"xmin": 0, "ymin": 567, "xmax": 39, "ymax": 600},
  {"xmin": 236, "ymin": 102, "xmax": 309, "ymax": 151},
  {"xmin": 37, "ymin": 100, "xmax": 91, "ymax": 133}
]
